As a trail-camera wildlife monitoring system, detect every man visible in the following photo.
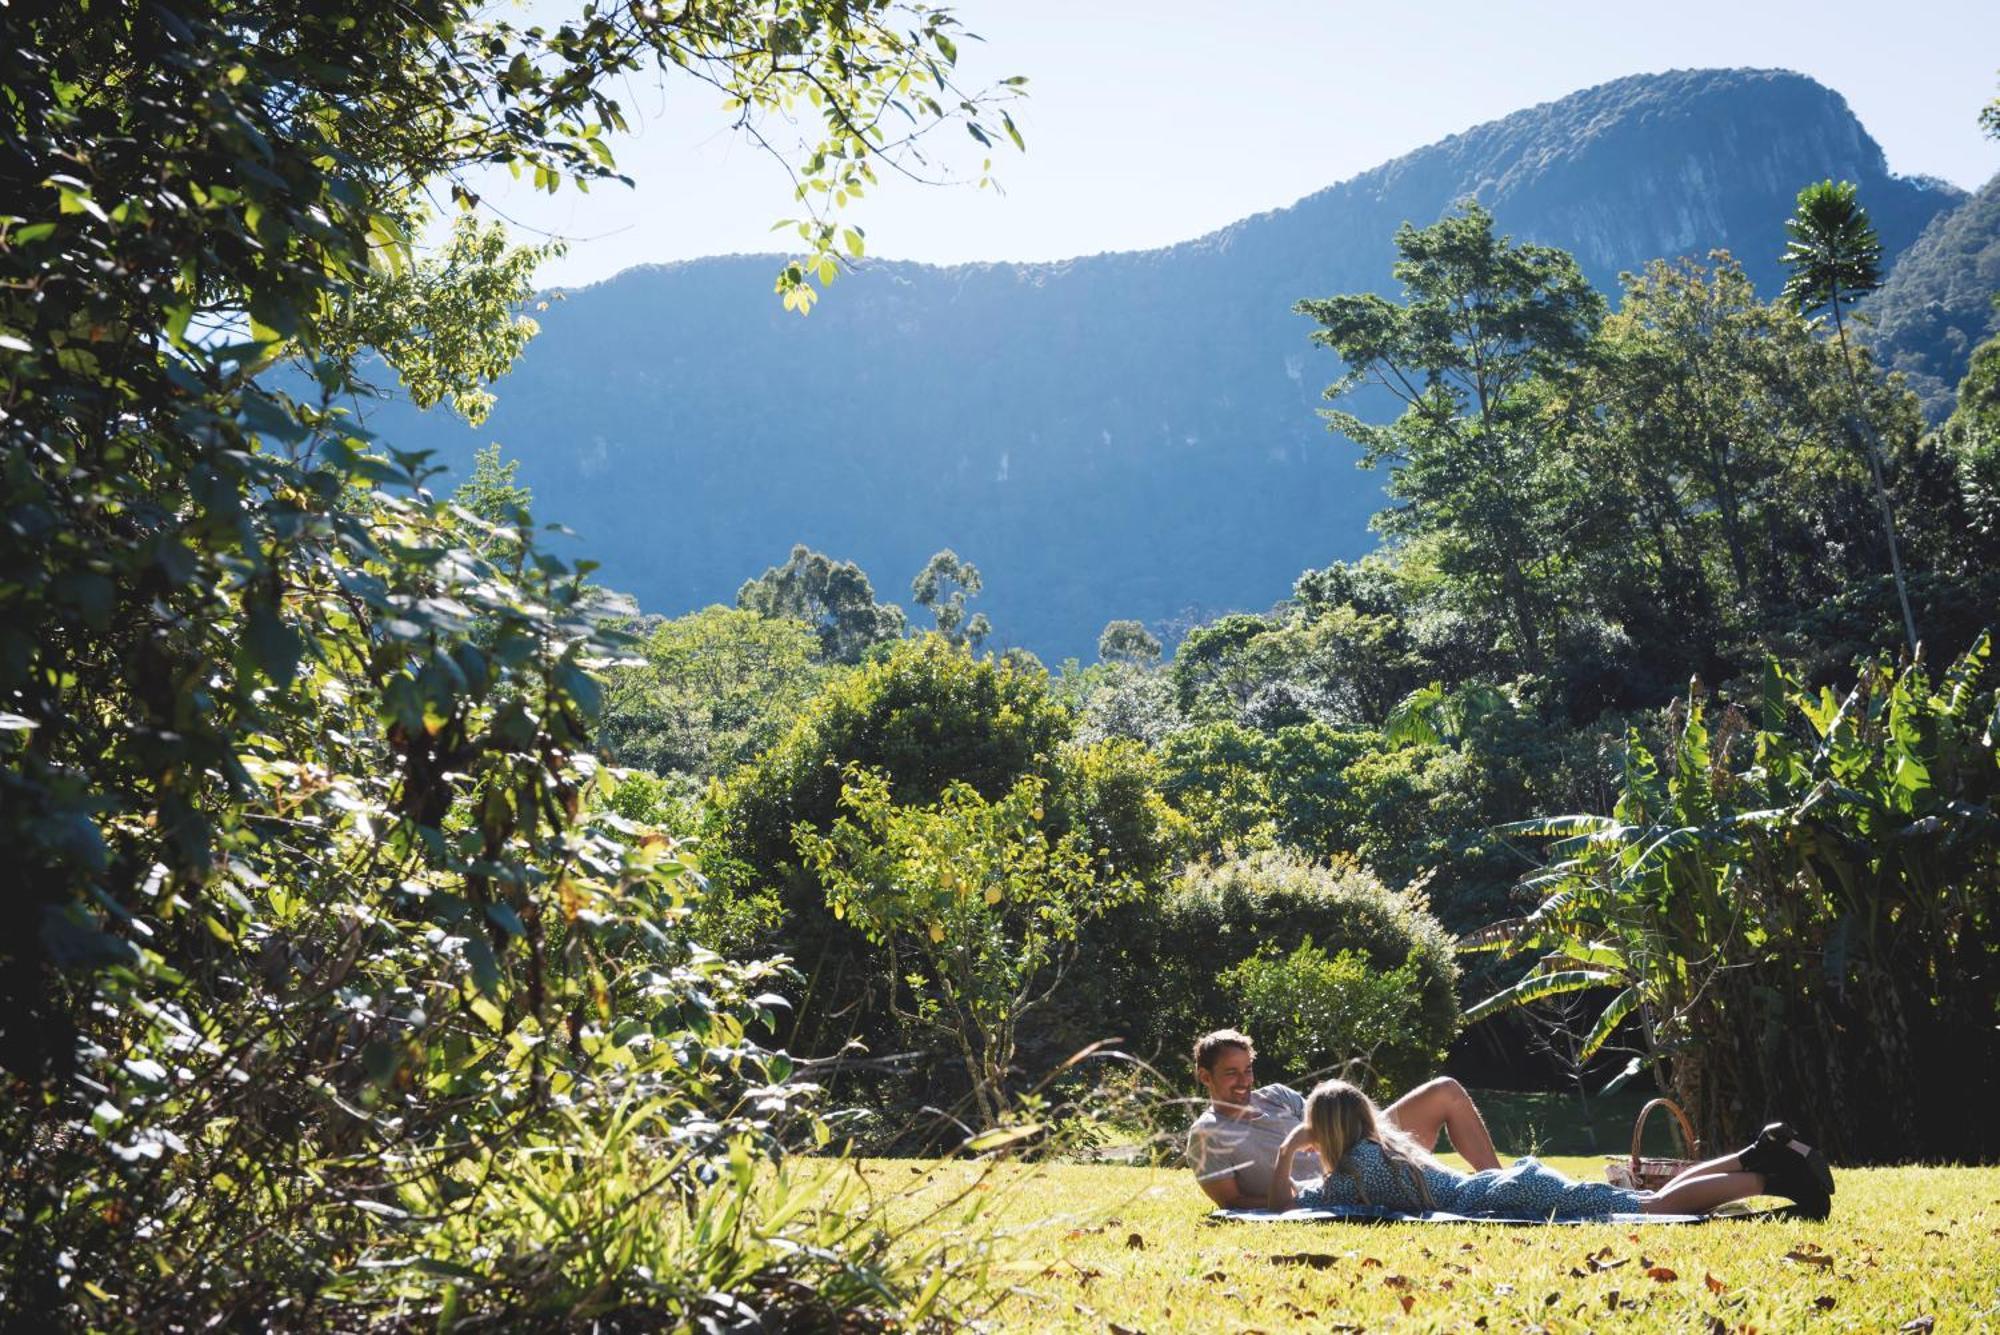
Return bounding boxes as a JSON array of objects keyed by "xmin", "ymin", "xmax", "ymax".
[{"xmin": 1186, "ymin": 1028, "xmax": 1504, "ymax": 1208}]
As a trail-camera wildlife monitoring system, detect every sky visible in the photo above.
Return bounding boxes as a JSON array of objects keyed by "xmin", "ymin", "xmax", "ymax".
[{"xmin": 469, "ymin": 1, "xmax": 2000, "ymax": 291}]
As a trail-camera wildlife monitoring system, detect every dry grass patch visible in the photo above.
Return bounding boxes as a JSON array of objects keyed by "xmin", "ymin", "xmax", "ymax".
[{"xmin": 854, "ymin": 1156, "xmax": 2000, "ymax": 1331}]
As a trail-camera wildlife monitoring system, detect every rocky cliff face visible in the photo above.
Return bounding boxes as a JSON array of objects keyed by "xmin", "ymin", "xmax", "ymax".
[{"xmin": 368, "ymin": 68, "xmax": 1962, "ymax": 661}]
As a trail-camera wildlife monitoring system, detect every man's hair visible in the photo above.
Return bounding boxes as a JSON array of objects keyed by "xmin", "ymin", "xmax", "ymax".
[{"xmin": 1193, "ymin": 1028, "xmax": 1255, "ymax": 1073}]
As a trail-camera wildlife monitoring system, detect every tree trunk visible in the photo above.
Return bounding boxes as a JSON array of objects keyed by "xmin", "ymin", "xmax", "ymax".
[{"xmin": 1830, "ymin": 301, "xmax": 1919, "ymax": 654}]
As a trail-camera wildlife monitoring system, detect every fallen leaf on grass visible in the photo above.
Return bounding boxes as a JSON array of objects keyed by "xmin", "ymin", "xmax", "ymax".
[
  {"xmin": 1647, "ymin": 1266, "xmax": 1679, "ymax": 1282},
  {"xmin": 1399, "ymin": 1294, "xmax": 1416, "ymax": 1314},
  {"xmin": 1125, "ymin": 1232, "xmax": 1145, "ymax": 1250},
  {"xmin": 1813, "ymin": 1295, "xmax": 1836, "ymax": 1311},
  {"xmin": 1268, "ymin": 1253, "xmax": 1338, "ymax": 1270},
  {"xmin": 1922, "ymin": 1228, "xmax": 1945, "ymax": 1238},
  {"xmin": 1381, "ymin": 1274, "xmax": 1409, "ymax": 1289},
  {"xmin": 1590, "ymin": 1255, "xmax": 1629, "ymax": 1273},
  {"xmin": 1899, "ymin": 1318, "xmax": 1934, "ymax": 1333},
  {"xmin": 1704, "ymin": 1317, "xmax": 1727, "ymax": 1335},
  {"xmin": 1359, "ymin": 1255, "xmax": 1383, "ymax": 1268},
  {"xmin": 1201, "ymin": 1270, "xmax": 1227, "ymax": 1283},
  {"xmin": 1783, "ymin": 1249, "xmax": 1835, "ymax": 1270},
  {"xmin": 1705, "ymin": 1272, "xmax": 1728, "ymax": 1294}
]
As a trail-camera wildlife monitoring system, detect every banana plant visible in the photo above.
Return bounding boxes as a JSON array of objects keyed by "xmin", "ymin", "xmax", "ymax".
[{"xmin": 1463, "ymin": 633, "xmax": 1999, "ymax": 1157}]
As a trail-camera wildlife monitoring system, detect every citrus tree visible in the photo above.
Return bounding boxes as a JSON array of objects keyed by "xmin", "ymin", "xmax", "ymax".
[{"xmin": 796, "ymin": 765, "xmax": 1134, "ymax": 1129}]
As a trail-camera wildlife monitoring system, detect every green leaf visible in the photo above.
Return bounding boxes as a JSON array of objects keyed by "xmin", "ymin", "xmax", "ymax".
[
  {"xmin": 485, "ymin": 902, "xmax": 526, "ymax": 938},
  {"xmin": 963, "ymin": 1122, "xmax": 1043, "ymax": 1154},
  {"xmin": 244, "ymin": 603, "xmax": 303, "ymax": 688},
  {"xmin": 1578, "ymin": 984, "xmax": 1641, "ymax": 1061},
  {"xmin": 1598, "ymin": 1054, "xmax": 1648, "ymax": 1098},
  {"xmin": 1464, "ymin": 968, "xmax": 1614, "ymax": 1023}
]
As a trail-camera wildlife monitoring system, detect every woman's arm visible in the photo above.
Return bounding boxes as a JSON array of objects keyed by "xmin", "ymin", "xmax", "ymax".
[{"xmin": 1267, "ymin": 1124, "xmax": 1316, "ymax": 1210}]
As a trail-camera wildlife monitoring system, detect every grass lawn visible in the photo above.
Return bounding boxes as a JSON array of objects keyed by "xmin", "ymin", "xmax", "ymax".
[{"xmin": 854, "ymin": 1156, "xmax": 2000, "ymax": 1331}]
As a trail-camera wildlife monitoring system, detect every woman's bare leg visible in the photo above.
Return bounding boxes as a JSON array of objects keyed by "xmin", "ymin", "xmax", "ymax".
[
  {"xmin": 1382, "ymin": 1077, "xmax": 1503, "ymax": 1171},
  {"xmin": 1644, "ymin": 1170, "xmax": 1765, "ymax": 1214},
  {"xmin": 1657, "ymin": 1150, "xmax": 1745, "ymax": 1190}
]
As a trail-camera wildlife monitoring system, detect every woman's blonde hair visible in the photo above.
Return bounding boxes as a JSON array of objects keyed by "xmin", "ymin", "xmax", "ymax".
[{"xmin": 1303, "ymin": 1079, "xmax": 1438, "ymax": 1209}]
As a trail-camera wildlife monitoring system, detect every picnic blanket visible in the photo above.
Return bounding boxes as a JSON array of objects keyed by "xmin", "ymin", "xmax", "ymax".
[{"xmin": 1209, "ymin": 1203, "xmax": 1752, "ymax": 1226}]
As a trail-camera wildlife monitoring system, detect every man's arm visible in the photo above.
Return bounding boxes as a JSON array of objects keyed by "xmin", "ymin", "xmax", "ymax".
[
  {"xmin": 1196, "ymin": 1167, "xmax": 1251, "ymax": 1210},
  {"xmin": 1189, "ymin": 1124, "xmax": 1252, "ymax": 1208}
]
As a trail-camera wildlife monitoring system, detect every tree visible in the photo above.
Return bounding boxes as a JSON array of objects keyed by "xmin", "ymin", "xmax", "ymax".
[
  {"xmin": 1168, "ymin": 613, "xmax": 1284, "ymax": 720},
  {"xmin": 1940, "ymin": 334, "xmax": 2000, "ymax": 551},
  {"xmin": 452, "ymin": 442, "xmax": 536, "ymax": 563},
  {"xmin": 597, "ymin": 606, "xmax": 824, "ymax": 778},
  {"xmin": 737, "ymin": 544, "xmax": 908, "ymax": 663},
  {"xmin": 912, "ymin": 548, "xmax": 991, "ymax": 649},
  {"xmin": 796, "ymin": 765, "xmax": 1130, "ymax": 1129},
  {"xmin": 0, "ymin": 1, "xmax": 1025, "ymax": 1323},
  {"xmin": 1781, "ymin": 180, "xmax": 1919, "ymax": 652},
  {"xmin": 1098, "ymin": 618, "xmax": 1163, "ymax": 665},
  {"xmin": 1296, "ymin": 202, "xmax": 1605, "ymax": 672}
]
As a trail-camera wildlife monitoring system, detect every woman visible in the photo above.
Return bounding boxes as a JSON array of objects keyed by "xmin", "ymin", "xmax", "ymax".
[{"xmin": 1268, "ymin": 1080, "xmax": 1834, "ymax": 1220}]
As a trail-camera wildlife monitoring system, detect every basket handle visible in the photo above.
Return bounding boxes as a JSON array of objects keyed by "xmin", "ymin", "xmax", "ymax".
[{"xmin": 1629, "ymin": 1097, "xmax": 1700, "ymax": 1170}]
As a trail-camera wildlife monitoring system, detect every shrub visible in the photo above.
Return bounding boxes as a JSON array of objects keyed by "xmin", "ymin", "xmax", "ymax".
[
  {"xmin": 1222, "ymin": 938, "xmax": 1438, "ymax": 1097},
  {"xmin": 796, "ymin": 766, "xmax": 1135, "ymax": 1128},
  {"xmin": 707, "ymin": 636, "xmax": 1175, "ymax": 1065},
  {"xmin": 1136, "ymin": 851, "xmax": 1460, "ymax": 1091}
]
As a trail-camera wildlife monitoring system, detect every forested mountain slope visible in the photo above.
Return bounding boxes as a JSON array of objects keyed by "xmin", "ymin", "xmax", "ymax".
[
  {"xmin": 369, "ymin": 68, "xmax": 1961, "ymax": 660},
  {"xmin": 1861, "ymin": 170, "xmax": 2000, "ymax": 418}
]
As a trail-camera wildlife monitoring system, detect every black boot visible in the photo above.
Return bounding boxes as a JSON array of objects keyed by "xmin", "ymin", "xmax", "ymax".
[{"xmin": 1739, "ymin": 1123, "xmax": 1834, "ymax": 1218}]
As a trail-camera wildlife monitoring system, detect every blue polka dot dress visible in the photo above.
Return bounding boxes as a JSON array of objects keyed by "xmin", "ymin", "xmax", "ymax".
[{"xmin": 1298, "ymin": 1139, "xmax": 1649, "ymax": 1219}]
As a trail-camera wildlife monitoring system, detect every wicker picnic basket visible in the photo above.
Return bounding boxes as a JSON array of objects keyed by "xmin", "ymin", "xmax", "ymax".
[{"xmin": 1604, "ymin": 1097, "xmax": 1701, "ymax": 1190}]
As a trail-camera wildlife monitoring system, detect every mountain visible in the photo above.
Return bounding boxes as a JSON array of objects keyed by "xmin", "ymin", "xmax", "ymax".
[
  {"xmin": 1861, "ymin": 170, "xmax": 2000, "ymax": 419},
  {"xmin": 368, "ymin": 68, "xmax": 1962, "ymax": 662}
]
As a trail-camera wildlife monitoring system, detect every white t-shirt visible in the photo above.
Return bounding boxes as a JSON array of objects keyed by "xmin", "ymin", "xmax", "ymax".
[{"xmin": 1186, "ymin": 1083, "xmax": 1323, "ymax": 1201}]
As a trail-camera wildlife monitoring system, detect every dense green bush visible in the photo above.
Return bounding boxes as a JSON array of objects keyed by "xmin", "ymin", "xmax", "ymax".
[
  {"xmin": 1132, "ymin": 851, "xmax": 1460, "ymax": 1090},
  {"xmin": 706, "ymin": 635, "xmax": 1179, "ymax": 1065},
  {"xmin": 1223, "ymin": 939, "xmax": 1440, "ymax": 1097}
]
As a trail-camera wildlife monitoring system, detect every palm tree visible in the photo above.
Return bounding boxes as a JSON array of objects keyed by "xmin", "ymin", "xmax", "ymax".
[{"xmin": 1780, "ymin": 179, "xmax": 1918, "ymax": 654}]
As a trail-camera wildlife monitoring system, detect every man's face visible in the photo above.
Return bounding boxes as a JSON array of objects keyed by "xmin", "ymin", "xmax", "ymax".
[{"xmin": 1197, "ymin": 1045, "xmax": 1256, "ymax": 1113}]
